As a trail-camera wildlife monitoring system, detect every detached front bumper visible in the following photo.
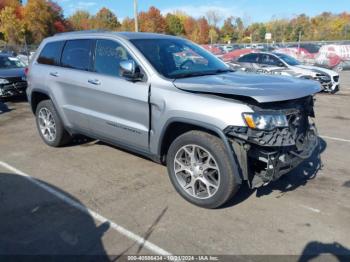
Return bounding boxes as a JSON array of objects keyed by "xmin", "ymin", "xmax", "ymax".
[{"xmin": 225, "ymin": 123, "xmax": 319, "ymax": 188}]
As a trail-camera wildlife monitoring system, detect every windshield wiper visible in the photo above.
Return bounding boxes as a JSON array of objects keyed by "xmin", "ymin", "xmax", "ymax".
[
  {"xmin": 213, "ymin": 68, "xmax": 235, "ymax": 74},
  {"xmin": 172, "ymin": 68, "xmax": 234, "ymax": 79}
]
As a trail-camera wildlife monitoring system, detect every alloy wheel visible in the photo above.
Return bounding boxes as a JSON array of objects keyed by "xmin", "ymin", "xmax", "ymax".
[
  {"xmin": 38, "ymin": 107, "xmax": 56, "ymax": 142},
  {"xmin": 174, "ymin": 144, "xmax": 220, "ymax": 199}
]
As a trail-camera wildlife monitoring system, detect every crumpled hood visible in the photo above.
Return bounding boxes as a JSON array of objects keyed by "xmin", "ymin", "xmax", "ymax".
[
  {"xmin": 0, "ymin": 68, "xmax": 25, "ymax": 79},
  {"xmin": 294, "ymin": 64, "xmax": 338, "ymax": 77},
  {"xmin": 173, "ymin": 71, "xmax": 321, "ymax": 103}
]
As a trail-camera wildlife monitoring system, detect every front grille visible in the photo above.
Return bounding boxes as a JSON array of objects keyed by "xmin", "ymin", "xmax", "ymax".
[
  {"xmin": 333, "ymin": 75, "xmax": 339, "ymax": 82},
  {"xmin": 0, "ymin": 80, "xmax": 27, "ymax": 97},
  {"xmin": 315, "ymin": 73, "xmax": 331, "ymax": 85},
  {"xmin": 3, "ymin": 81, "xmax": 27, "ymax": 89},
  {"xmin": 6, "ymin": 76, "xmax": 25, "ymax": 83}
]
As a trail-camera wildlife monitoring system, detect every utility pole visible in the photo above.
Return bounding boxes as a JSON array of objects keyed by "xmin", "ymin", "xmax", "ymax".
[
  {"xmin": 298, "ymin": 31, "xmax": 302, "ymax": 51},
  {"xmin": 134, "ymin": 0, "xmax": 139, "ymax": 32}
]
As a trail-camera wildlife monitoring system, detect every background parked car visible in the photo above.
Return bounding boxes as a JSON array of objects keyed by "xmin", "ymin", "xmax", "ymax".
[
  {"xmin": 231, "ymin": 52, "xmax": 340, "ymax": 93},
  {"xmin": 221, "ymin": 48, "xmax": 257, "ymax": 63},
  {"xmin": 0, "ymin": 54, "xmax": 27, "ymax": 99},
  {"xmin": 314, "ymin": 44, "xmax": 350, "ymax": 71}
]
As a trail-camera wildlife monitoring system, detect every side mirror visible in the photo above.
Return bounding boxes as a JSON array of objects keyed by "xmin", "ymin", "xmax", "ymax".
[
  {"xmin": 277, "ymin": 62, "xmax": 285, "ymax": 67},
  {"xmin": 119, "ymin": 60, "xmax": 142, "ymax": 81}
]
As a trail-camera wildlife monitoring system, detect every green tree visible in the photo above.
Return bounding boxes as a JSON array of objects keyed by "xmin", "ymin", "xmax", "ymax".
[
  {"xmin": 23, "ymin": 0, "xmax": 54, "ymax": 44},
  {"xmin": 235, "ymin": 17, "xmax": 245, "ymax": 42},
  {"xmin": 209, "ymin": 27, "xmax": 219, "ymax": 44},
  {"xmin": 197, "ymin": 17, "xmax": 209, "ymax": 44},
  {"xmin": 183, "ymin": 16, "xmax": 197, "ymax": 41},
  {"xmin": 221, "ymin": 17, "xmax": 235, "ymax": 43},
  {"xmin": 289, "ymin": 14, "xmax": 311, "ymax": 41},
  {"xmin": 165, "ymin": 13, "xmax": 184, "ymax": 35},
  {"xmin": 120, "ymin": 17, "xmax": 134, "ymax": 31},
  {"xmin": 92, "ymin": 7, "xmax": 120, "ymax": 30},
  {"xmin": 0, "ymin": 6, "xmax": 23, "ymax": 44},
  {"xmin": 68, "ymin": 10, "xmax": 92, "ymax": 30},
  {"xmin": 0, "ymin": 0, "xmax": 21, "ymax": 10},
  {"xmin": 139, "ymin": 6, "xmax": 166, "ymax": 33}
]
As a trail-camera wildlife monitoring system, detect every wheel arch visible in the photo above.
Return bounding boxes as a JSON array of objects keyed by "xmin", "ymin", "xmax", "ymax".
[
  {"xmin": 30, "ymin": 89, "xmax": 52, "ymax": 114},
  {"xmin": 158, "ymin": 118, "xmax": 243, "ymax": 184}
]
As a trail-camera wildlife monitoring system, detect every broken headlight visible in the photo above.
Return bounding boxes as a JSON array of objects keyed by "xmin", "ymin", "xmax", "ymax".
[{"xmin": 242, "ymin": 112, "xmax": 288, "ymax": 130}]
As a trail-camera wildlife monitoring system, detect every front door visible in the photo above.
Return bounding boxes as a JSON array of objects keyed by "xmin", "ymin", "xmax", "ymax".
[{"xmin": 85, "ymin": 39, "xmax": 150, "ymax": 151}]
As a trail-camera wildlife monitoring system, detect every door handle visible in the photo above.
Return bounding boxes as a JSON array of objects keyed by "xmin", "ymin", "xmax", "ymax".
[
  {"xmin": 49, "ymin": 72, "xmax": 59, "ymax": 77},
  {"xmin": 88, "ymin": 79, "xmax": 101, "ymax": 85}
]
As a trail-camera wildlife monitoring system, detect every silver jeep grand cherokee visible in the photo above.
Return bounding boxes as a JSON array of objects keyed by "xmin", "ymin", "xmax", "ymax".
[{"xmin": 26, "ymin": 31, "xmax": 321, "ymax": 208}]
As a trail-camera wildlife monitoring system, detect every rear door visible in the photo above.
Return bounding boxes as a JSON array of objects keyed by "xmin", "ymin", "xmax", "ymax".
[
  {"xmin": 85, "ymin": 39, "xmax": 150, "ymax": 151},
  {"xmin": 34, "ymin": 40, "xmax": 65, "ymax": 112},
  {"xmin": 54, "ymin": 39, "xmax": 94, "ymax": 132}
]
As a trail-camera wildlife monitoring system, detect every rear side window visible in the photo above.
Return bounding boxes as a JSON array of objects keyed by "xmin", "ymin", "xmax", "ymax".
[
  {"xmin": 238, "ymin": 53, "xmax": 259, "ymax": 63},
  {"xmin": 61, "ymin": 39, "xmax": 93, "ymax": 71},
  {"xmin": 37, "ymin": 41, "xmax": 65, "ymax": 66}
]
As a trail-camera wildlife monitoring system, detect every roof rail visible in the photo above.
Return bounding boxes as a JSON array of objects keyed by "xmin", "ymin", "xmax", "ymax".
[{"xmin": 54, "ymin": 30, "xmax": 111, "ymax": 36}]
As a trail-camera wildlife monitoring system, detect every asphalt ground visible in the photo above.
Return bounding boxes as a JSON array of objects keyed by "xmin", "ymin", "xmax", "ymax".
[{"xmin": 0, "ymin": 71, "xmax": 350, "ymax": 261}]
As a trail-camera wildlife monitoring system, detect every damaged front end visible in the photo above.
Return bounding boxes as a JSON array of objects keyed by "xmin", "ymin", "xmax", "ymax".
[
  {"xmin": 0, "ymin": 77, "xmax": 27, "ymax": 98},
  {"xmin": 225, "ymin": 95, "xmax": 319, "ymax": 188}
]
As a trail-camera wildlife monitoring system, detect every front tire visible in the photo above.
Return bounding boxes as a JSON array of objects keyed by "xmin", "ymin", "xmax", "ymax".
[
  {"xmin": 166, "ymin": 130, "xmax": 240, "ymax": 208},
  {"xmin": 35, "ymin": 100, "xmax": 71, "ymax": 147}
]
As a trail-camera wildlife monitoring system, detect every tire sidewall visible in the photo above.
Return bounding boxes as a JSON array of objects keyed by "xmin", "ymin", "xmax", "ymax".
[
  {"xmin": 35, "ymin": 100, "xmax": 66, "ymax": 147},
  {"xmin": 167, "ymin": 131, "xmax": 239, "ymax": 208}
]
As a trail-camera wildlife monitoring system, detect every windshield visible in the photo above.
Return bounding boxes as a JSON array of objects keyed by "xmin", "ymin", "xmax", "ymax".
[
  {"xmin": 130, "ymin": 38, "xmax": 231, "ymax": 78},
  {"xmin": 0, "ymin": 56, "xmax": 25, "ymax": 69},
  {"xmin": 274, "ymin": 53, "xmax": 300, "ymax": 66}
]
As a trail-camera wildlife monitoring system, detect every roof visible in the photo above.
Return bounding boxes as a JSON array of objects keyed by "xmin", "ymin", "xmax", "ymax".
[
  {"xmin": 116, "ymin": 32, "xmax": 179, "ymax": 40},
  {"xmin": 53, "ymin": 31, "xmax": 180, "ymax": 40}
]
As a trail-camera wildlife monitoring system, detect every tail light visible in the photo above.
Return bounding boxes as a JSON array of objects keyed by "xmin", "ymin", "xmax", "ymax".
[{"xmin": 24, "ymin": 67, "xmax": 29, "ymax": 76}]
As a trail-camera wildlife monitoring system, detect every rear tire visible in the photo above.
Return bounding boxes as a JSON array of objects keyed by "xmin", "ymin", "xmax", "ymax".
[
  {"xmin": 35, "ymin": 100, "xmax": 71, "ymax": 147},
  {"xmin": 166, "ymin": 130, "xmax": 240, "ymax": 208}
]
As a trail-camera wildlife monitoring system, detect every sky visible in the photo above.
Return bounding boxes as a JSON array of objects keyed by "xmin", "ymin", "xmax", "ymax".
[{"xmin": 52, "ymin": 0, "xmax": 349, "ymax": 23}]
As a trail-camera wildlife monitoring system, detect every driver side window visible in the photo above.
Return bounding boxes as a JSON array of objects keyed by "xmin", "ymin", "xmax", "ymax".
[
  {"xmin": 94, "ymin": 39, "xmax": 136, "ymax": 77},
  {"xmin": 260, "ymin": 54, "xmax": 280, "ymax": 66}
]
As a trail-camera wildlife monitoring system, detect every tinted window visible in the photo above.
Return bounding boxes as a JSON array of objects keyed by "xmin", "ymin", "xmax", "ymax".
[
  {"xmin": 274, "ymin": 53, "xmax": 300, "ymax": 66},
  {"xmin": 37, "ymin": 41, "xmax": 65, "ymax": 66},
  {"xmin": 238, "ymin": 53, "xmax": 259, "ymax": 63},
  {"xmin": 94, "ymin": 39, "xmax": 133, "ymax": 77},
  {"xmin": 61, "ymin": 39, "xmax": 92, "ymax": 71}
]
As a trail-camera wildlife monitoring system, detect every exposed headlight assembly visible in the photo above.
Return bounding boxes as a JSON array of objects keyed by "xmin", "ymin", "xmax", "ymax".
[
  {"xmin": 243, "ymin": 112, "xmax": 288, "ymax": 130},
  {"xmin": 0, "ymin": 78, "xmax": 10, "ymax": 85}
]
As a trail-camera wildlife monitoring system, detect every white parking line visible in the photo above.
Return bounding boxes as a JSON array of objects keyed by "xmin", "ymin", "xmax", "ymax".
[
  {"xmin": 320, "ymin": 135, "xmax": 350, "ymax": 143},
  {"xmin": 299, "ymin": 204, "xmax": 321, "ymax": 213},
  {"xmin": 0, "ymin": 160, "xmax": 172, "ymax": 256}
]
